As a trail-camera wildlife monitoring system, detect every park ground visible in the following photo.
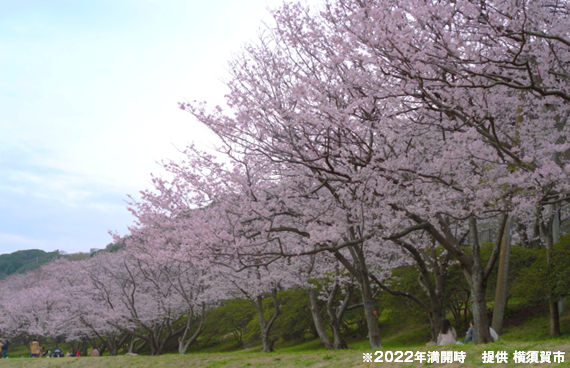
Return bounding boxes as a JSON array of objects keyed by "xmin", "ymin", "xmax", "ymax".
[
  {"xmin": 3, "ymin": 310, "xmax": 570, "ymax": 367},
  {"xmin": 1, "ymin": 341, "xmax": 570, "ymax": 367}
]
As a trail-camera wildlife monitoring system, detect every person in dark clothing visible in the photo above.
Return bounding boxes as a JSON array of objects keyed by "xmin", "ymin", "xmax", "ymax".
[
  {"xmin": 2, "ymin": 340, "xmax": 9, "ymax": 358},
  {"xmin": 465, "ymin": 320, "xmax": 474, "ymax": 343},
  {"xmin": 465, "ymin": 320, "xmax": 498, "ymax": 343},
  {"xmin": 51, "ymin": 347, "xmax": 63, "ymax": 358}
]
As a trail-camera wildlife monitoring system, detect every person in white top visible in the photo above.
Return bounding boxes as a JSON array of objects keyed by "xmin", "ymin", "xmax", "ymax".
[
  {"xmin": 437, "ymin": 319, "xmax": 457, "ymax": 345},
  {"xmin": 489, "ymin": 326, "xmax": 499, "ymax": 341}
]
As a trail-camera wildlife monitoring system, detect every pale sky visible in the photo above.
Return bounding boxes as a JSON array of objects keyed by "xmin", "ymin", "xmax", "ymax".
[{"xmin": 0, "ymin": 0, "xmax": 318, "ymax": 254}]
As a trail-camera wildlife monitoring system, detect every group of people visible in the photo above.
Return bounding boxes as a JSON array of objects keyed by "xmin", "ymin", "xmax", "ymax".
[
  {"xmin": 0, "ymin": 340, "xmax": 10, "ymax": 358},
  {"xmin": 9, "ymin": 320, "xmax": 495, "ymax": 358},
  {"xmin": 437, "ymin": 319, "xmax": 499, "ymax": 345},
  {"xmin": 29, "ymin": 339, "xmax": 100, "ymax": 358},
  {"xmin": 29, "ymin": 339, "xmax": 64, "ymax": 358}
]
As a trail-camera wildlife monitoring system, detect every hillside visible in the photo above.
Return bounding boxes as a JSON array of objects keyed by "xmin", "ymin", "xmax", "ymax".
[
  {"xmin": 0, "ymin": 243, "xmax": 125, "ymax": 280},
  {"xmin": 0, "ymin": 249, "xmax": 61, "ymax": 279}
]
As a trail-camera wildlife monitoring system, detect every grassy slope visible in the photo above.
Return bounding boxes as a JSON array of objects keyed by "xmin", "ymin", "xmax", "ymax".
[{"xmin": 4, "ymin": 309, "xmax": 570, "ymax": 367}]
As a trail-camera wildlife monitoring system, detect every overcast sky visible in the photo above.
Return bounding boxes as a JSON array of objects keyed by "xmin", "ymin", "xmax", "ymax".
[{"xmin": 0, "ymin": 0, "xmax": 318, "ymax": 255}]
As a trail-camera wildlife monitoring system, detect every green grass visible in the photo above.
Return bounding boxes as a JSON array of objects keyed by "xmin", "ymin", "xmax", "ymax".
[
  {"xmin": 1, "ymin": 340, "xmax": 570, "ymax": 368},
  {"xmin": 3, "ymin": 305, "xmax": 570, "ymax": 367}
]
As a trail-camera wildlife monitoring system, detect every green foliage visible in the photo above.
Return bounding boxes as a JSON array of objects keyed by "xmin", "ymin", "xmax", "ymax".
[
  {"xmin": 270, "ymin": 289, "xmax": 313, "ymax": 342},
  {"xmin": 443, "ymin": 261, "xmax": 471, "ymax": 329},
  {"xmin": 199, "ymin": 299, "xmax": 256, "ymax": 348},
  {"xmin": 104, "ymin": 242, "xmax": 126, "ymax": 253},
  {"xmin": 485, "ymin": 244, "xmax": 540, "ymax": 298},
  {"xmin": 513, "ymin": 233, "xmax": 570, "ymax": 305},
  {"xmin": 0, "ymin": 249, "xmax": 61, "ymax": 279},
  {"xmin": 244, "ymin": 289, "xmax": 314, "ymax": 344},
  {"xmin": 380, "ymin": 266, "xmax": 429, "ymax": 326}
]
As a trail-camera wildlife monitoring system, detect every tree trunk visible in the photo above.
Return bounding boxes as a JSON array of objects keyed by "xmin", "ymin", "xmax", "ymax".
[
  {"xmin": 404, "ymin": 212, "xmax": 507, "ymax": 344},
  {"xmin": 470, "ymin": 272, "xmax": 492, "ymax": 343},
  {"xmin": 80, "ymin": 339, "xmax": 89, "ymax": 356},
  {"xmin": 69, "ymin": 341, "xmax": 79, "ymax": 356},
  {"xmin": 389, "ymin": 239, "xmax": 448, "ymax": 343},
  {"xmin": 253, "ymin": 288, "xmax": 280, "ymax": 353},
  {"xmin": 260, "ymin": 332, "xmax": 274, "ymax": 353},
  {"xmin": 327, "ymin": 283, "xmax": 350, "ymax": 350},
  {"xmin": 333, "ymin": 249, "xmax": 382, "ymax": 348},
  {"xmin": 428, "ymin": 307, "xmax": 444, "ymax": 343},
  {"xmin": 331, "ymin": 322, "xmax": 347, "ymax": 349},
  {"xmin": 105, "ymin": 333, "xmax": 128, "ymax": 356},
  {"xmin": 307, "ymin": 287, "xmax": 333, "ymax": 349},
  {"xmin": 492, "ymin": 218, "xmax": 511, "ymax": 335},
  {"xmin": 107, "ymin": 337, "xmax": 119, "ymax": 356},
  {"xmin": 543, "ymin": 205, "xmax": 561, "ymax": 336},
  {"xmin": 553, "ymin": 208, "xmax": 566, "ymax": 315},
  {"xmin": 128, "ymin": 336, "xmax": 147, "ymax": 354},
  {"xmin": 178, "ymin": 304, "xmax": 206, "ymax": 354},
  {"xmin": 467, "ymin": 217, "xmax": 492, "ymax": 343},
  {"xmin": 360, "ymin": 275, "xmax": 382, "ymax": 348}
]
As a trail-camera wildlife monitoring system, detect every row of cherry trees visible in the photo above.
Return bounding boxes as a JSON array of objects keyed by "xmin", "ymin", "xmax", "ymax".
[
  {"xmin": 172, "ymin": 0, "xmax": 570, "ymax": 346},
  {"xmin": 0, "ymin": 237, "xmax": 377, "ymax": 353},
  {"xmin": 0, "ymin": 252, "xmax": 215, "ymax": 355},
  {"xmin": 1, "ymin": 0, "xmax": 568, "ymax": 353}
]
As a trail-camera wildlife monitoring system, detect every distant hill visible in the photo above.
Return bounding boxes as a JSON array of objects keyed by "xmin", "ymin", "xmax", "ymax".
[
  {"xmin": 90, "ymin": 242, "xmax": 126, "ymax": 257},
  {"xmin": 0, "ymin": 249, "xmax": 62, "ymax": 279},
  {"xmin": 0, "ymin": 242, "xmax": 126, "ymax": 279}
]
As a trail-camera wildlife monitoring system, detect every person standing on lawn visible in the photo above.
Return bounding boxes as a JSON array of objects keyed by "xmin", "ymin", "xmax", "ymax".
[{"xmin": 1, "ymin": 340, "xmax": 9, "ymax": 358}]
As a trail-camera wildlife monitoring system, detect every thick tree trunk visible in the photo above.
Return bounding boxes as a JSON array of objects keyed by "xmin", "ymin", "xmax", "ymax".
[
  {"xmin": 360, "ymin": 275, "xmax": 382, "ymax": 349},
  {"xmin": 550, "ymin": 302, "xmax": 561, "ymax": 335},
  {"xmin": 149, "ymin": 341, "xmax": 159, "ymax": 356},
  {"xmin": 80, "ymin": 339, "xmax": 89, "ymax": 356},
  {"xmin": 260, "ymin": 332, "xmax": 275, "ymax": 353},
  {"xmin": 331, "ymin": 323, "xmax": 347, "ymax": 349},
  {"xmin": 307, "ymin": 287, "xmax": 333, "ymax": 349},
  {"xmin": 428, "ymin": 307, "xmax": 444, "ymax": 343},
  {"xmin": 429, "ymin": 251, "xmax": 447, "ymax": 343},
  {"xmin": 470, "ymin": 272, "xmax": 492, "ymax": 343},
  {"xmin": 492, "ymin": 218, "xmax": 511, "ymax": 335},
  {"xmin": 467, "ymin": 217, "xmax": 492, "ymax": 343}
]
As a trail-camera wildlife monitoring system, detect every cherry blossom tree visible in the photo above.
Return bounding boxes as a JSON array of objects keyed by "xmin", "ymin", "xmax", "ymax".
[
  {"xmin": 127, "ymin": 142, "xmax": 406, "ymax": 348},
  {"xmin": 177, "ymin": 0, "xmax": 569, "ymax": 343},
  {"xmin": 0, "ymin": 259, "xmax": 89, "ymax": 344},
  {"xmin": 286, "ymin": 253, "xmax": 354, "ymax": 349},
  {"xmin": 83, "ymin": 251, "xmax": 195, "ymax": 355}
]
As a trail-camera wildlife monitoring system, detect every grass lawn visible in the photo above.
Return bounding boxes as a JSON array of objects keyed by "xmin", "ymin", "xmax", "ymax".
[
  {"xmin": 4, "ymin": 305, "xmax": 570, "ymax": 367},
  {"xmin": 1, "ymin": 340, "xmax": 570, "ymax": 367}
]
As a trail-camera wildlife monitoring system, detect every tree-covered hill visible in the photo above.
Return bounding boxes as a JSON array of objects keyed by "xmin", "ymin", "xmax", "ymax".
[
  {"xmin": 0, "ymin": 249, "xmax": 61, "ymax": 279},
  {"xmin": 0, "ymin": 243, "xmax": 123, "ymax": 280}
]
